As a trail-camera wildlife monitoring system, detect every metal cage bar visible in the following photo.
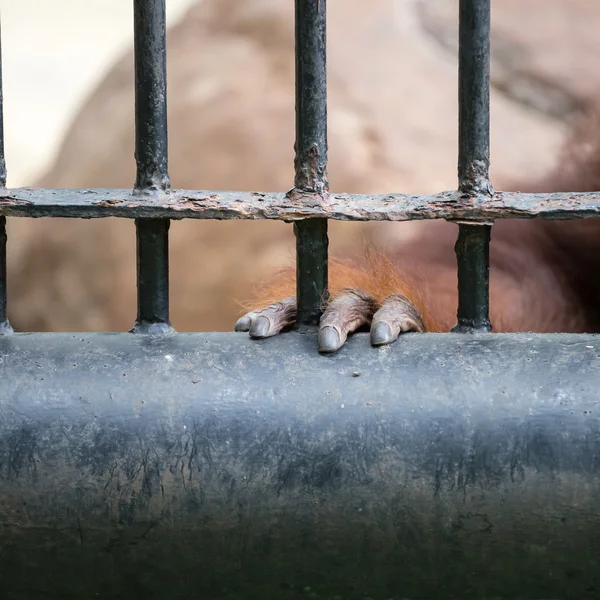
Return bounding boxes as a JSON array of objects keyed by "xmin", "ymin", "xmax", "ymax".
[
  {"xmin": 293, "ymin": 0, "xmax": 329, "ymax": 328},
  {"xmin": 453, "ymin": 0, "xmax": 492, "ymax": 333},
  {"xmin": 0, "ymin": 20, "xmax": 10, "ymax": 335},
  {"xmin": 0, "ymin": 216, "xmax": 9, "ymax": 335},
  {"xmin": 132, "ymin": 0, "xmax": 172, "ymax": 334}
]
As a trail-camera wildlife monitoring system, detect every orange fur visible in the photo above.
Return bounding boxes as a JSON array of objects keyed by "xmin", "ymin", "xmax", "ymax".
[
  {"xmin": 239, "ymin": 247, "xmax": 445, "ymax": 332},
  {"xmin": 240, "ymin": 105, "xmax": 600, "ymax": 337}
]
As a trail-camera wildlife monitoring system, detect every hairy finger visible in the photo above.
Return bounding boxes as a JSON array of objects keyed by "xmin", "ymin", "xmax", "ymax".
[
  {"xmin": 370, "ymin": 293, "xmax": 426, "ymax": 346},
  {"xmin": 318, "ymin": 289, "xmax": 378, "ymax": 353},
  {"xmin": 234, "ymin": 297, "xmax": 297, "ymax": 338}
]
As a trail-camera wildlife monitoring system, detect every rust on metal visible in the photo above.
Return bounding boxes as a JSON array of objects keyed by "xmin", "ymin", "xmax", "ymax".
[{"xmin": 1, "ymin": 187, "xmax": 600, "ymax": 222}]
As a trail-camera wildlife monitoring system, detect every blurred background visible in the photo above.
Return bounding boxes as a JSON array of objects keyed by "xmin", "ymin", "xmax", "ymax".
[
  {"xmin": 1, "ymin": 0, "xmax": 599, "ymax": 332},
  {"xmin": 2, "ymin": 0, "xmax": 197, "ymax": 186}
]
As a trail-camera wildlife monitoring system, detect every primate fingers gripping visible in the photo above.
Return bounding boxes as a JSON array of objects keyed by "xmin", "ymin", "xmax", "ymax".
[
  {"xmin": 370, "ymin": 293, "xmax": 426, "ymax": 346},
  {"xmin": 234, "ymin": 296, "xmax": 297, "ymax": 338},
  {"xmin": 317, "ymin": 290, "xmax": 425, "ymax": 352},
  {"xmin": 317, "ymin": 289, "xmax": 378, "ymax": 352},
  {"xmin": 235, "ymin": 289, "xmax": 427, "ymax": 352}
]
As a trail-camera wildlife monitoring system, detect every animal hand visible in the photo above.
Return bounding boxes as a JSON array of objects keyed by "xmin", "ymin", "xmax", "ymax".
[{"xmin": 235, "ymin": 289, "xmax": 425, "ymax": 353}]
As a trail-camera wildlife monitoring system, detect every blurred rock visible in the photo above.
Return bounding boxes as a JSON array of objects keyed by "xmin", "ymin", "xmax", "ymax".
[{"xmin": 419, "ymin": 0, "xmax": 600, "ymax": 121}]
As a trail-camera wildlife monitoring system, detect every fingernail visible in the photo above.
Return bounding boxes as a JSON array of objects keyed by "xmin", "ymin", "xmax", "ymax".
[
  {"xmin": 234, "ymin": 316, "xmax": 252, "ymax": 332},
  {"xmin": 249, "ymin": 316, "xmax": 271, "ymax": 338},
  {"xmin": 371, "ymin": 321, "xmax": 394, "ymax": 346},
  {"xmin": 318, "ymin": 326, "xmax": 342, "ymax": 353}
]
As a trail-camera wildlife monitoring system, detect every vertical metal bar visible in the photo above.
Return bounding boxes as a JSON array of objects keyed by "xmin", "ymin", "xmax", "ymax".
[
  {"xmin": 0, "ymin": 217, "xmax": 10, "ymax": 335},
  {"xmin": 0, "ymin": 19, "xmax": 11, "ymax": 335},
  {"xmin": 131, "ymin": 0, "xmax": 172, "ymax": 334},
  {"xmin": 454, "ymin": 223, "xmax": 490, "ymax": 332},
  {"xmin": 294, "ymin": 0, "xmax": 329, "ymax": 329},
  {"xmin": 453, "ymin": 0, "xmax": 492, "ymax": 333}
]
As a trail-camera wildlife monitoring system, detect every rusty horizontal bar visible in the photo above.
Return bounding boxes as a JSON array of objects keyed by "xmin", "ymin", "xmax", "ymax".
[{"xmin": 2, "ymin": 187, "xmax": 600, "ymax": 222}]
